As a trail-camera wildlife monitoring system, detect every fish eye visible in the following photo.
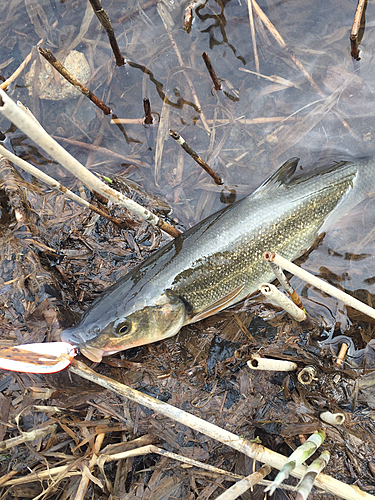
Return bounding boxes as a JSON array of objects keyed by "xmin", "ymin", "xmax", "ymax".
[{"xmin": 113, "ymin": 319, "xmax": 132, "ymax": 336}]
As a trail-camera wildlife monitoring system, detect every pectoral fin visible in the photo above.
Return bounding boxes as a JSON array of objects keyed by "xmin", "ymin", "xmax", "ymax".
[{"xmin": 186, "ymin": 284, "xmax": 245, "ymax": 324}]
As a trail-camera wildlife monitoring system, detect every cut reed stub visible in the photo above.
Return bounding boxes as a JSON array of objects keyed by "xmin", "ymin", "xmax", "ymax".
[
  {"xmin": 247, "ymin": 355, "xmax": 297, "ymax": 372},
  {"xmin": 260, "ymin": 283, "xmax": 306, "ymax": 322},
  {"xmin": 320, "ymin": 411, "xmax": 345, "ymax": 426}
]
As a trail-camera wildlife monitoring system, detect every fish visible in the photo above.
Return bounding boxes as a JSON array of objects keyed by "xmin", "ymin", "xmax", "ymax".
[{"xmin": 61, "ymin": 157, "xmax": 375, "ymax": 362}]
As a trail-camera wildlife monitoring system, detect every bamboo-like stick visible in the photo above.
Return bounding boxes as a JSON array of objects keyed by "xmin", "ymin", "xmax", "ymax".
[
  {"xmin": 0, "ymin": 146, "xmax": 127, "ymax": 228},
  {"xmin": 264, "ymin": 252, "xmax": 375, "ymax": 321},
  {"xmin": 265, "ymin": 430, "xmax": 326, "ymax": 495},
  {"xmin": 68, "ymin": 359, "xmax": 375, "ymax": 500},
  {"xmin": 247, "ymin": 355, "xmax": 297, "ymax": 372},
  {"xmin": 0, "ymin": 90, "xmax": 179, "ymax": 238},
  {"xmin": 296, "ymin": 451, "xmax": 330, "ymax": 500},
  {"xmin": 260, "ymin": 283, "xmax": 306, "ymax": 321},
  {"xmin": 215, "ymin": 465, "xmax": 271, "ymax": 500}
]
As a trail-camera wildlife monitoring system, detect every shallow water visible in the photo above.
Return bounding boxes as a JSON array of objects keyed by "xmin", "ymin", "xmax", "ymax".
[{"xmin": 1, "ymin": 0, "xmax": 375, "ymax": 352}]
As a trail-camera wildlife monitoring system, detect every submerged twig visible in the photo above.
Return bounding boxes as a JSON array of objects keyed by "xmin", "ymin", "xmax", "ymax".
[
  {"xmin": 202, "ymin": 52, "xmax": 221, "ymax": 91},
  {"xmin": 215, "ymin": 465, "xmax": 271, "ymax": 500},
  {"xmin": 264, "ymin": 252, "xmax": 375, "ymax": 321},
  {"xmin": 251, "ymin": 0, "xmax": 322, "ymax": 94},
  {"xmin": 350, "ymin": 0, "xmax": 366, "ymax": 60},
  {"xmin": 38, "ymin": 48, "xmax": 136, "ymax": 144},
  {"xmin": 88, "ymin": 0, "xmax": 125, "ymax": 66},
  {"xmin": 0, "ymin": 90, "xmax": 179, "ymax": 237},
  {"xmin": 260, "ymin": 283, "xmax": 306, "ymax": 321},
  {"xmin": 143, "ymin": 97, "xmax": 153, "ymax": 125},
  {"xmin": 68, "ymin": 359, "xmax": 375, "ymax": 500},
  {"xmin": 169, "ymin": 129, "xmax": 223, "ymax": 185}
]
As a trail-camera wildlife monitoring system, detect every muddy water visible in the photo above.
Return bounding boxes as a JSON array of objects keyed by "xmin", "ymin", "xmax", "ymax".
[{"xmin": 1, "ymin": 0, "xmax": 375, "ymax": 356}]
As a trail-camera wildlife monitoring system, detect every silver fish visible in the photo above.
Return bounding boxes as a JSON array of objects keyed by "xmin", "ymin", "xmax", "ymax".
[{"xmin": 61, "ymin": 157, "xmax": 375, "ymax": 362}]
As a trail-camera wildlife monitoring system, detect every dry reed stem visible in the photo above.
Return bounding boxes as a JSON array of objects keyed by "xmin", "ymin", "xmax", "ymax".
[
  {"xmin": 0, "ymin": 41, "xmax": 43, "ymax": 91},
  {"xmin": 0, "ymin": 90, "xmax": 179, "ymax": 237},
  {"xmin": 246, "ymin": 0, "xmax": 260, "ymax": 76},
  {"xmin": 215, "ymin": 465, "xmax": 271, "ymax": 500},
  {"xmin": 68, "ymin": 359, "xmax": 375, "ymax": 500},
  {"xmin": 0, "ymin": 147, "xmax": 128, "ymax": 228}
]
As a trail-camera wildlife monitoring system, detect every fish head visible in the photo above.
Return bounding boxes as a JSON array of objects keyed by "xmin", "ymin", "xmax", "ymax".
[{"xmin": 61, "ymin": 292, "xmax": 186, "ymax": 363}]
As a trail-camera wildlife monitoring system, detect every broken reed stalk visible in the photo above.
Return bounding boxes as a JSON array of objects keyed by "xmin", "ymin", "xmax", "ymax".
[
  {"xmin": 38, "ymin": 48, "xmax": 134, "ymax": 144},
  {"xmin": 266, "ymin": 260, "xmax": 304, "ymax": 309},
  {"xmin": 0, "ymin": 40, "xmax": 43, "ymax": 91},
  {"xmin": 88, "ymin": 0, "xmax": 125, "ymax": 66},
  {"xmin": 68, "ymin": 358, "xmax": 375, "ymax": 500},
  {"xmin": 0, "ymin": 147, "xmax": 128, "ymax": 228},
  {"xmin": 260, "ymin": 283, "xmax": 306, "ymax": 321},
  {"xmin": 246, "ymin": 0, "xmax": 260, "ymax": 76},
  {"xmin": 215, "ymin": 465, "xmax": 271, "ymax": 500},
  {"xmin": 264, "ymin": 252, "xmax": 375, "ymax": 321},
  {"xmin": 350, "ymin": 0, "xmax": 366, "ymax": 60},
  {"xmin": 99, "ymin": 445, "xmax": 244, "ymax": 480},
  {"xmin": 0, "ymin": 90, "xmax": 180, "ymax": 238},
  {"xmin": 169, "ymin": 129, "xmax": 223, "ymax": 185},
  {"xmin": 202, "ymin": 52, "xmax": 221, "ymax": 91}
]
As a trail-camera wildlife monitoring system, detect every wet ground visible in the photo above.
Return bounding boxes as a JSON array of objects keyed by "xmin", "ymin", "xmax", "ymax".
[{"xmin": 1, "ymin": 0, "xmax": 375, "ymax": 498}]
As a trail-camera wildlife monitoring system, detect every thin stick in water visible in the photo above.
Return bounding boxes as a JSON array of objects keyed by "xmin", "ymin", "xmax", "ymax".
[
  {"xmin": 202, "ymin": 52, "xmax": 221, "ymax": 91},
  {"xmin": 88, "ymin": 0, "xmax": 125, "ymax": 66},
  {"xmin": 350, "ymin": 0, "xmax": 366, "ymax": 60},
  {"xmin": 38, "ymin": 48, "xmax": 136, "ymax": 144},
  {"xmin": 246, "ymin": 0, "xmax": 259, "ymax": 76},
  {"xmin": 169, "ymin": 129, "xmax": 223, "ymax": 185},
  {"xmin": 143, "ymin": 98, "xmax": 153, "ymax": 125}
]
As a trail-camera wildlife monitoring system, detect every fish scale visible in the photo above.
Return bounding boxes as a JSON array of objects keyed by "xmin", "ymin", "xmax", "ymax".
[{"xmin": 61, "ymin": 157, "xmax": 375, "ymax": 362}]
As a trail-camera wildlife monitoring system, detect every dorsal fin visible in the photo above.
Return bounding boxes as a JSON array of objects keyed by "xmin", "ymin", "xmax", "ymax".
[{"xmin": 253, "ymin": 157, "xmax": 300, "ymax": 195}]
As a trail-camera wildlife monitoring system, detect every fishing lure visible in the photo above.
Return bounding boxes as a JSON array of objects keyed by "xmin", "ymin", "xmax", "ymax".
[{"xmin": 0, "ymin": 342, "xmax": 76, "ymax": 374}]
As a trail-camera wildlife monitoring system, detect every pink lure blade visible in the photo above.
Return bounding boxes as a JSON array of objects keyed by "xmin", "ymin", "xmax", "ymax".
[{"xmin": 0, "ymin": 342, "xmax": 76, "ymax": 373}]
